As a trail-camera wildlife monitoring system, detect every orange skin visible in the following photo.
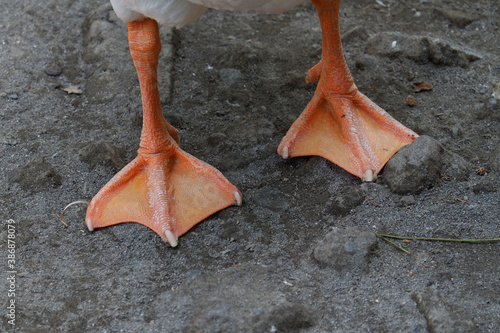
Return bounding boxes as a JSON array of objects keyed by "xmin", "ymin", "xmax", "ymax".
[
  {"xmin": 278, "ymin": 0, "xmax": 417, "ymax": 181},
  {"xmin": 85, "ymin": 0, "xmax": 417, "ymax": 245},
  {"xmin": 85, "ymin": 19, "xmax": 241, "ymax": 246}
]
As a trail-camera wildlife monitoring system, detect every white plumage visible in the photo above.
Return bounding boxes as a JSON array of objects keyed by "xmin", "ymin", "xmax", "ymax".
[{"xmin": 110, "ymin": 0, "xmax": 305, "ymax": 27}]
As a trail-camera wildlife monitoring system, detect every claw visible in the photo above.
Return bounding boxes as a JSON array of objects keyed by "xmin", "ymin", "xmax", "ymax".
[
  {"xmin": 362, "ymin": 169, "xmax": 375, "ymax": 182},
  {"xmin": 165, "ymin": 230, "xmax": 178, "ymax": 247},
  {"xmin": 234, "ymin": 191, "xmax": 243, "ymax": 206},
  {"xmin": 279, "ymin": 145, "xmax": 290, "ymax": 159},
  {"xmin": 85, "ymin": 218, "xmax": 94, "ymax": 232}
]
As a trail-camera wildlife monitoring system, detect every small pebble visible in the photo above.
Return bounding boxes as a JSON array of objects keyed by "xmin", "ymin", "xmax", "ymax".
[
  {"xmin": 400, "ymin": 195, "xmax": 416, "ymax": 206},
  {"xmin": 44, "ymin": 64, "xmax": 63, "ymax": 76},
  {"xmin": 314, "ymin": 227, "xmax": 377, "ymax": 272}
]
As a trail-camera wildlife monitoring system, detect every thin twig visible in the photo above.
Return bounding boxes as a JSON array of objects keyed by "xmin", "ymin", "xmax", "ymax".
[
  {"xmin": 376, "ymin": 233, "xmax": 500, "ymax": 243},
  {"xmin": 377, "ymin": 235, "xmax": 411, "ymax": 254},
  {"xmin": 375, "ymin": 233, "xmax": 500, "ymax": 254},
  {"xmin": 60, "ymin": 200, "xmax": 89, "ymax": 227}
]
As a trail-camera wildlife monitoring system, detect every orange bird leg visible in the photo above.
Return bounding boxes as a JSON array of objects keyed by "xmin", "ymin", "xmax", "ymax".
[
  {"xmin": 278, "ymin": 0, "xmax": 417, "ymax": 181},
  {"xmin": 85, "ymin": 19, "xmax": 241, "ymax": 246}
]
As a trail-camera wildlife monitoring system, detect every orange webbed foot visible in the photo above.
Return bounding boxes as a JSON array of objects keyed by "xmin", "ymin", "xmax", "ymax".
[
  {"xmin": 85, "ymin": 18, "xmax": 241, "ymax": 246},
  {"xmin": 85, "ymin": 147, "xmax": 241, "ymax": 247},
  {"xmin": 278, "ymin": 0, "xmax": 417, "ymax": 181},
  {"xmin": 278, "ymin": 80, "xmax": 417, "ymax": 181}
]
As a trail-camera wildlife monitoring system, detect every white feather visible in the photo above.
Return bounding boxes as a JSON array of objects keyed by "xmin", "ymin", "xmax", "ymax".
[
  {"xmin": 110, "ymin": 0, "xmax": 207, "ymax": 27},
  {"xmin": 110, "ymin": 0, "xmax": 305, "ymax": 27},
  {"xmin": 189, "ymin": 0, "xmax": 304, "ymax": 13}
]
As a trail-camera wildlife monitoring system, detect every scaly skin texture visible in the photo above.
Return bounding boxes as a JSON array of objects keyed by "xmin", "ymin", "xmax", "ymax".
[
  {"xmin": 85, "ymin": 19, "xmax": 241, "ymax": 246},
  {"xmin": 278, "ymin": 0, "xmax": 417, "ymax": 181}
]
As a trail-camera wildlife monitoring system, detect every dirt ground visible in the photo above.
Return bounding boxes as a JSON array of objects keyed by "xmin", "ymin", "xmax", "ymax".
[{"xmin": 1, "ymin": 0, "xmax": 499, "ymax": 332}]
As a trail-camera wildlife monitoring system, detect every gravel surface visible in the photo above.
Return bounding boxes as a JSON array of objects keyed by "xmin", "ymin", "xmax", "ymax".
[{"xmin": 1, "ymin": 0, "xmax": 499, "ymax": 332}]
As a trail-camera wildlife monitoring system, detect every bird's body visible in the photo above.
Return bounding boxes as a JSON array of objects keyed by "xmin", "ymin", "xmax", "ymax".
[
  {"xmin": 85, "ymin": 0, "xmax": 417, "ymax": 246},
  {"xmin": 110, "ymin": 0, "xmax": 305, "ymax": 27}
]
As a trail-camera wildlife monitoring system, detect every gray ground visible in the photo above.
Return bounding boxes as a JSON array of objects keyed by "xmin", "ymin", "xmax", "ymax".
[{"xmin": 1, "ymin": 0, "xmax": 499, "ymax": 332}]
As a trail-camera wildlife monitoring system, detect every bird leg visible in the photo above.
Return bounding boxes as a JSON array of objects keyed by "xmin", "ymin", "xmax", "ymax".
[
  {"xmin": 278, "ymin": 0, "xmax": 417, "ymax": 181},
  {"xmin": 85, "ymin": 18, "xmax": 241, "ymax": 246}
]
